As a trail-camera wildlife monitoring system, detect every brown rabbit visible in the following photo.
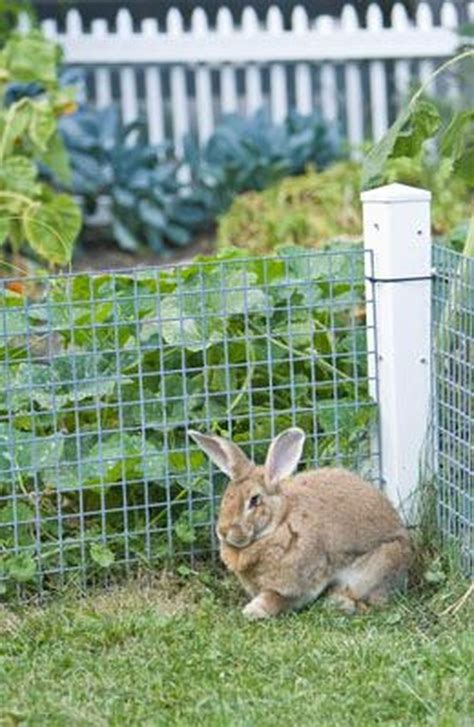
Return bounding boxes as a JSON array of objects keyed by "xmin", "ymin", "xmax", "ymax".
[{"xmin": 189, "ymin": 427, "xmax": 410, "ymax": 619}]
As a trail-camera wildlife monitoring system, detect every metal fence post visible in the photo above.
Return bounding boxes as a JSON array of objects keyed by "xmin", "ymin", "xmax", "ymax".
[{"xmin": 361, "ymin": 183, "xmax": 432, "ymax": 521}]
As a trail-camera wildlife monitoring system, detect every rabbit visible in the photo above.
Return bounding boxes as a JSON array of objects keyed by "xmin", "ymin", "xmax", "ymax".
[{"xmin": 188, "ymin": 427, "xmax": 411, "ymax": 619}]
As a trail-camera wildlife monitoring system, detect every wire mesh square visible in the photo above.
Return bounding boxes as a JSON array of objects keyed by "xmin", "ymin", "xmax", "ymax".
[
  {"xmin": 0, "ymin": 247, "xmax": 380, "ymax": 596},
  {"xmin": 432, "ymin": 245, "xmax": 473, "ymax": 575}
]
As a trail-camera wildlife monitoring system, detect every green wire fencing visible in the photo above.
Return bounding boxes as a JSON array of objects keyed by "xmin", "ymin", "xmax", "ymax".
[
  {"xmin": 0, "ymin": 247, "xmax": 380, "ymax": 597},
  {"xmin": 432, "ymin": 245, "xmax": 473, "ymax": 575}
]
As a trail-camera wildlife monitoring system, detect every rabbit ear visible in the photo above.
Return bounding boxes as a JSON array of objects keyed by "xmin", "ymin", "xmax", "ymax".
[
  {"xmin": 188, "ymin": 430, "xmax": 252, "ymax": 480},
  {"xmin": 264, "ymin": 428, "xmax": 305, "ymax": 491}
]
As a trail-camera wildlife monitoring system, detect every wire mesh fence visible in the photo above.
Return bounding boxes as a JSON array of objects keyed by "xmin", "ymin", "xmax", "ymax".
[
  {"xmin": 432, "ymin": 245, "xmax": 473, "ymax": 575},
  {"xmin": 0, "ymin": 247, "xmax": 379, "ymax": 597}
]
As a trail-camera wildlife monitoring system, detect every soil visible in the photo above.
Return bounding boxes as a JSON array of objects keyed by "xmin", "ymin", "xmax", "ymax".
[
  {"xmin": 0, "ymin": 233, "xmax": 217, "ymax": 281},
  {"xmin": 72, "ymin": 232, "xmax": 216, "ymax": 273}
]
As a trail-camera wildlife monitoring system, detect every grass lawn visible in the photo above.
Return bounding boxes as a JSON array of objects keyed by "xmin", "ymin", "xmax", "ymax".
[{"xmin": 0, "ymin": 570, "xmax": 472, "ymax": 727}]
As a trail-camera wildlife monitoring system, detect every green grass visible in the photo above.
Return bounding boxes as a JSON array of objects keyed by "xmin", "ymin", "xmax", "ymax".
[{"xmin": 0, "ymin": 571, "xmax": 472, "ymax": 727}]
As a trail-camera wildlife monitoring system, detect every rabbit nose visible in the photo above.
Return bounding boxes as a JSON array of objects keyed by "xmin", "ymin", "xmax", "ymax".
[{"xmin": 227, "ymin": 524, "xmax": 246, "ymax": 545}]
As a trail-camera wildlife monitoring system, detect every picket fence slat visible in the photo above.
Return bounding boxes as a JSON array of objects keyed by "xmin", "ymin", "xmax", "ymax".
[
  {"xmin": 316, "ymin": 16, "xmax": 338, "ymax": 125},
  {"xmin": 268, "ymin": 6, "xmax": 288, "ymax": 123},
  {"xmin": 392, "ymin": 4, "xmax": 411, "ymax": 108},
  {"xmin": 91, "ymin": 19, "xmax": 113, "ymax": 109},
  {"xmin": 292, "ymin": 6, "xmax": 312, "ymax": 115},
  {"xmin": 217, "ymin": 8, "xmax": 239, "ymax": 114},
  {"xmin": 117, "ymin": 9, "xmax": 139, "ymax": 127},
  {"xmin": 416, "ymin": 3, "xmax": 436, "ymax": 89},
  {"xmin": 142, "ymin": 18, "xmax": 165, "ymax": 144},
  {"xmin": 342, "ymin": 6, "xmax": 364, "ymax": 155},
  {"xmin": 367, "ymin": 4, "xmax": 388, "ymax": 142},
  {"xmin": 168, "ymin": 8, "xmax": 190, "ymax": 157},
  {"xmin": 192, "ymin": 8, "xmax": 215, "ymax": 144},
  {"xmin": 33, "ymin": 1, "xmax": 464, "ymax": 155},
  {"xmin": 242, "ymin": 7, "xmax": 263, "ymax": 114}
]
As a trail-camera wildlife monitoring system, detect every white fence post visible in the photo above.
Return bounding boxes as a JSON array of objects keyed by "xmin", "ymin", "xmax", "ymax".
[{"xmin": 361, "ymin": 183, "xmax": 432, "ymax": 522}]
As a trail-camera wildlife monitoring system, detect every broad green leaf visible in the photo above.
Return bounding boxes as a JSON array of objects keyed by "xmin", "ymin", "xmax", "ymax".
[
  {"xmin": 441, "ymin": 110, "xmax": 474, "ymax": 158},
  {"xmin": 0, "ymin": 216, "xmax": 8, "ymax": 245},
  {"xmin": 0, "ymin": 503, "xmax": 36, "ymax": 547},
  {"xmin": 150, "ymin": 270, "xmax": 268, "ymax": 351},
  {"xmin": 40, "ymin": 131, "xmax": 72, "ymax": 185},
  {"xmin": 317, "ymin": 401, "xmax": 375, "ymax": 453},
  {"xmin": 4, "ymin": 33, "xmax": 59, "ymax": 86},
  {"xmin": 8, "ymin": 218, "xmax": 23, "ymax": 251},
  {"xmin": 175, "ymin": 519, "xmax": 196, "ymax": 544},
  {"xmin": 56, "ymin": 433, "xmax": 165, "ymax": 490},
  {"xmin": 29, "ymin": 101, "xmax": 56, "ymax": 151},
  {"xmin": 452, "ymin": 148, "xmax": 474, "ymax": 184},
  {"xmin": 16, "ymin": 431, "xmax": 64, "ymax": 473},
  {"xmin": 392, "ymin": 101, "xmax": 441, "ymax": 157},
  {"xmin": 12, "ymin": 357, "xmax": 131, "ymax": 410},
  {"xmin": 6, "ymin": 552, "xmax": 37, "ymax": 582},
  {"xmin": 362, "ymin": 100, "xmax": 441, "ymax": 189},
  {"xmin": 0, "ymin": 289, "xmax": 48, "ymax": 340},
  {"xmin": 90, "ymin": 543, "xmax": 115, "ymax": 569},
  {"xmin": 155, "ymin": 295, "xmax": 223, "ymax": 351},
  {"xmin": 0, "ymin": 98, "xmax": 32, "ymax": 156},
  {"xmin": 121, "ymin": 386, "xmax": 165, "ymax": 429},
  {"xmin": 112, "ymin": 219, "xmax": 140, "ymax": 251},
  {"xmin": 138, "ymin": 199, "xmax": 166, "ymax": 230},
  {"xmin": 0, "ymin": 423, "xmax": 64, "ymax": 481},
  {"xmin": 165, "ymin": 223, "xmax": 192, "ymax": 247},
  {"xmin": 0, "ymin": 155, "xmax": 38, "ymax": 196},
  {"xmin": 23, "ymin": 194, "xmax": 81, "ymax": 266},
  {"xmin": 440, "ymin": 110, "xmax": 474, "ymax": 185},
  {"xmin": 175, "ymin": 505, "xmax": 211, "ymax": 543}
]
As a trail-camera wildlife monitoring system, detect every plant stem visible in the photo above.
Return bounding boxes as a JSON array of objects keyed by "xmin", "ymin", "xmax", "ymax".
[
  {"xmin": 463, "ymin": 215, "xmax": 474, "ymax": 258},
  {"xmin": 256, "ymin": 326, "xmax": 352, "ymax": 382},
  {"xmin": 0, "ymin": 191, "xmax": 37, "ymax": 208},
  {"xmin": 227, "ymin": 343, "xmax": 255, "ymax": 414},
  {"xmin": 411, "ymin": 50, "xmax": 474, "ymax": 106}
]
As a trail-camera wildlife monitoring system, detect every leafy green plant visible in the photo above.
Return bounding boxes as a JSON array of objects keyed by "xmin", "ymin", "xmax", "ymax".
[
  {"xmin": 363, "ymin": 50, "xmax": 474, "ymax": 256},
  {"xmin": 0, "ymin": 0, "xmax": 32, "ymax": 48},
  {"xmin": 62, "ymin": 107, "xmax": 339, "ymax": 254},
  {"xmin": 0, "ymin": 31, "xmax": 81, "ymax": 267},
  {"xmin": 0, "ymin": 247, "xmax": 374, "ymax": 592},
  {"xmin": 218, "ymin": 158, "xmax": 472, "ymax": 256},
  {"xmin": 218, "ymin": 162, "xmax": 362, "ymax": 254},
  {"xmin": 186, "ymin": 110, "xmax": 340, "ymax": 216},
  {"xmin": 61, "ymin": 106, "xmax": 210, "ymax": 252}
]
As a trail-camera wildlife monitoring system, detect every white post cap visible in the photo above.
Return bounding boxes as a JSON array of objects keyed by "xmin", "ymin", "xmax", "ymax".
[
  {"xmin": 361, "ymin": 183, "xmax": 432, "ymax": 203},
  {"xmin": 361, "ymin": 183, "xmax": 432, "ymax": 280}
]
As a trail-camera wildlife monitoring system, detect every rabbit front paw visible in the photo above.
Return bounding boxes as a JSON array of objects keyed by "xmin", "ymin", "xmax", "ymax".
[
  {"xmin": 242, "ymin": 595, "xmax": 271, "ymax": 620},
  {"xmin": 242, "ymin": 591, "xmax": 295, "ymax": 619}
]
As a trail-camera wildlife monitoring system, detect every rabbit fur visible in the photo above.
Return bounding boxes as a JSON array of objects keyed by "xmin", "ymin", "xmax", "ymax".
[{"xmin": 189, "ymin": 427, "xmax": 411, "ymax": 619}]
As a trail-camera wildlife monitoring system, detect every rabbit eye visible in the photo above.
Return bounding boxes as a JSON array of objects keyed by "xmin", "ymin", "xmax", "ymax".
[{"xmin": 249, "ymin": 494, "xmax": 260, "ymax": 509}]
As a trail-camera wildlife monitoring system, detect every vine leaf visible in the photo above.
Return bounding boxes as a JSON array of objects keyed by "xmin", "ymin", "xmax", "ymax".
[
  {"xmin": 4, "ymin": 32, "xmax": 60, "ymax": 86},
  {"xmin": 440, "ymin": 110, "xmax": 474, "ymax": 185},
  {"xmin": 23, "ymin": 194, "xmax": 82, "ymax": 266},
  {"xmin": 90, "ymin": 543, "xmax": 115, "ymax": 569},
  {"xmin": 6, "ymin": 553, "xmax": 37, "ymax": 583},
  {"xmin": 362, "ymin": 100, "xmax": 441, "ymax": 190}
]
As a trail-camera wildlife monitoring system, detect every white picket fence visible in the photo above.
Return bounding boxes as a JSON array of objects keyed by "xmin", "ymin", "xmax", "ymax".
[{"xmin": 30, "ymin": 1, "xmax": 474, "ymax": 155}]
